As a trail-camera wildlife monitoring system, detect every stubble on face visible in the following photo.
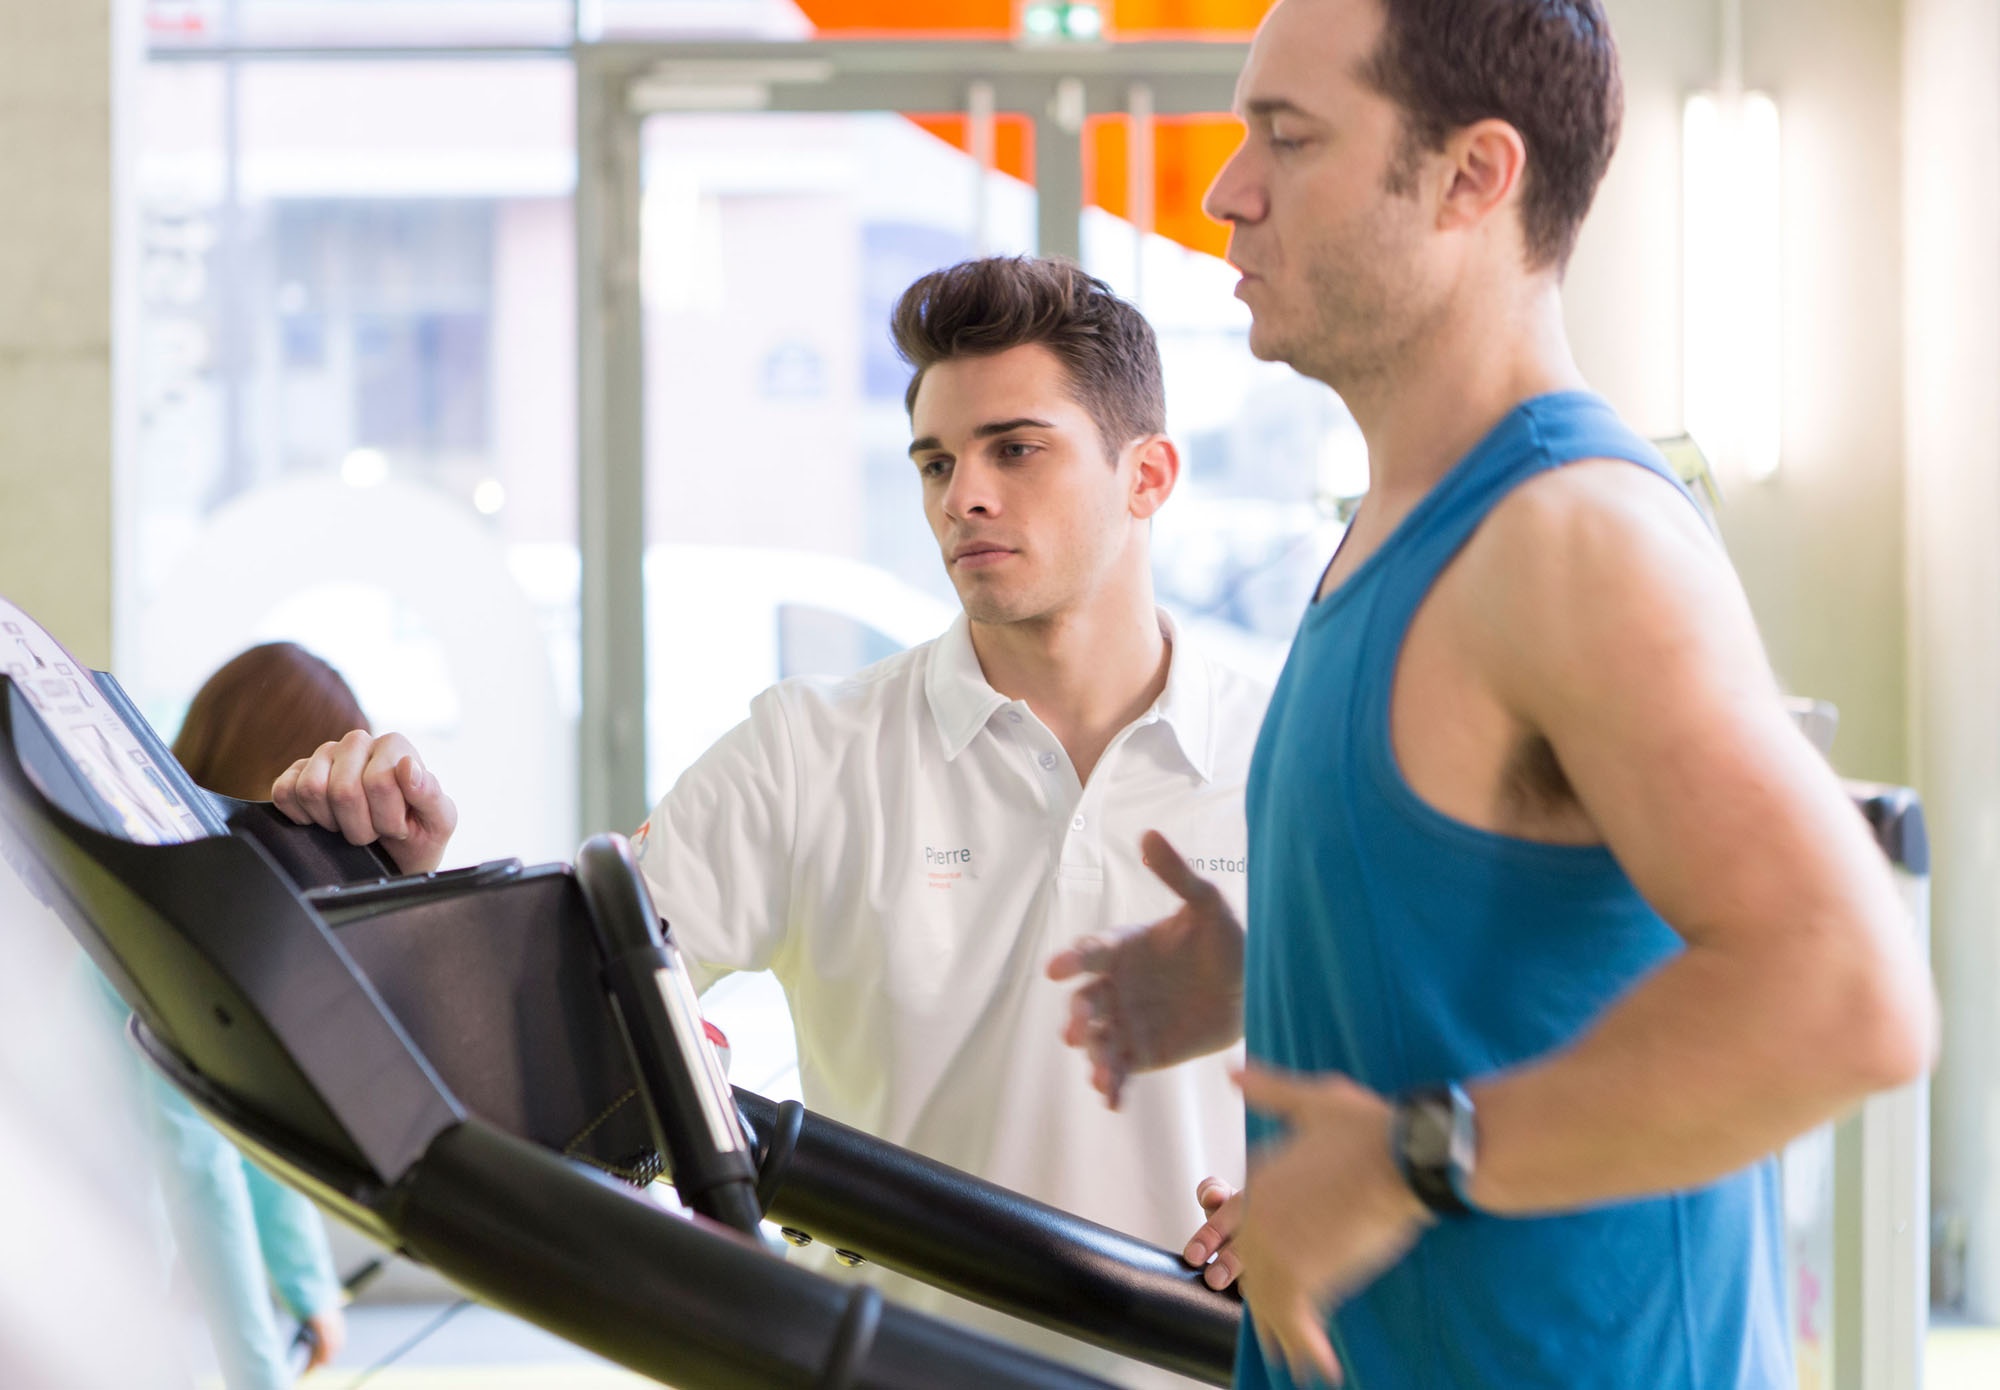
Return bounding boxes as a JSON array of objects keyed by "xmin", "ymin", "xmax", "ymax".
[
  {"xmin": 946, "ymin": 463, "xmax": 1130, "ymax": 631},
  {"xmin": 1287, "ymin": 176, "xmax": 1439, "ymax": 391},
  {"xmin": 1230, "ymin": 0, "xmax": 1448, "ymax": 393}
]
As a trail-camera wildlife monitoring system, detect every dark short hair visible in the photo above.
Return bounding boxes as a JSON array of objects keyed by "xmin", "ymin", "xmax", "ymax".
[
  {"xmin": 891, "ymin": 256, "xmax": 1165, "ymax": 461},
  {"xmin": 1366, "ymin": 0, "xmax": 1623, "ymax": 271},
  {"xmin": 172, "ymin": 642, "xmax": 369, "ymax": 801}
]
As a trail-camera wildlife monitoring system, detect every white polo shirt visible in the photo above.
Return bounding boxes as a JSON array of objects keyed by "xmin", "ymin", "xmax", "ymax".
[{"xmin": 634, "ymin": 610, "xmax": 1268, "ymax": 1387}]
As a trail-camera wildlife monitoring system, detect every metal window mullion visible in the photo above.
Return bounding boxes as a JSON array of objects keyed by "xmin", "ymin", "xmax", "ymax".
[
  {"xmin": 969, "ymin": 79, "xmax": 996, "ymax": 254},
  {"xmin": 1128, "ymin": 80, "xmax": 1155, "ymax": 305},
  {"xmin": 1036, "ymin": 78, "xmax": 1086, "ymax": 262},
  {"xmin": 578, "ymin": 55, "xmax": 649, "ymax": 843}
]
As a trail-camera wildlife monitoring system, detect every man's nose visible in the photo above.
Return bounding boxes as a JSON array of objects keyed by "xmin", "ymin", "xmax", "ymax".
[
  {"xmin": 1202, "ymin": 136, "xmax": 1262, "ymax": 227},
  {"xmin": 942, "ymin": 459, "xmax": 1000, "ymax": 519}
]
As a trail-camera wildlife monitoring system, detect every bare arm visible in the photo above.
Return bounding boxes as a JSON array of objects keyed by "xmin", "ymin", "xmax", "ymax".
[{"xmin": 1456, "ymin": 462, "xmax": 1935, "ymax": 1211}]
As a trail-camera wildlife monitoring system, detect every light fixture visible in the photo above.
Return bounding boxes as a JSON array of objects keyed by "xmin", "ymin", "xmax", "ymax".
[
  {"xmin": 1683, "ymin": 89, "xmax": 1783, "ymax": 483},
  {"xmin": 472, "ymin": 478, "xmax": 506, "ymax": 515}
]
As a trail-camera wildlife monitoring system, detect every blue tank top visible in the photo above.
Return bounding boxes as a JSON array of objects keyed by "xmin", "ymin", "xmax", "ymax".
[{"xmin": 1237, "ymin": 392, "xmax": 1791, "ymax": 1390}]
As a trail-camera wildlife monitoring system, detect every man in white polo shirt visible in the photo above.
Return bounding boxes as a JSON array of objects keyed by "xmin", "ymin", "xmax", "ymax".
[{"xmin": 272, "ymin": 256, "xmax": 1268, "ymax": 1386}]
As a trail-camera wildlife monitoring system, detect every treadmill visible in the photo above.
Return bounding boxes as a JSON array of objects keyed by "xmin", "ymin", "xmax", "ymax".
[{"xmin": 0, "ymin": 597, "xmax": 1240, "ymax": 1390}]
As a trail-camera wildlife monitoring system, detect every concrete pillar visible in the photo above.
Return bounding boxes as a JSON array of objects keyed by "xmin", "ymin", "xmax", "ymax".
[{"xmin": 0, "ymin": 0, "xmax": 131, "ymax": 669}]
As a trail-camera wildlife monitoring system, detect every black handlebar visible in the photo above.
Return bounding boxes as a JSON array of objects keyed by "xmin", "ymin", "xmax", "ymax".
[
  {"xmin": 738, "ymin": 1090, "xmax": 1241, "ymax": 1384},
  {"xmin": 398, "ymin": 1118, "xmax": 1117, "ymax": 1390},
  {"xmin": 574, "ymin": 833, "xmax": 763, "ymax": 1235}
]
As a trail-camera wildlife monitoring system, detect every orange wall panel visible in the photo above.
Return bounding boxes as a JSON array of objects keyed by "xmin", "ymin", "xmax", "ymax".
[
  {"xmin": 908, "ymin": 112, "xmax": 1035, "ymax": 184},
  {"xmin": 793, "ymin": 1, "xmax": 1264, "ymax": 262},
  {"xmin": 1110, "ymin": 0, "xmax": 1273, "ymax": 38},
  {"xmin": 1086, "ymin": 115, "xmax": 1240, "ymax": 260},
  {"xmin": 793, "ymin": 0, "xmax": 1272, "ymax": 35},
  {"xmin": 791, "ymin": 0, "xmax": 1011, "ymax": 36}
]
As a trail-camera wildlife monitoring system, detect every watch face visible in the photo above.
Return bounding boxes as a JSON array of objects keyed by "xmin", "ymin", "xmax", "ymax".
[
  {"xmin": 1398, "ymin": 1085, "xmax": 1475, "ymax": 1217},
  {"xmin": 1407, "ymin": 1099, "xmax": 1453, "ymax": 1167}
]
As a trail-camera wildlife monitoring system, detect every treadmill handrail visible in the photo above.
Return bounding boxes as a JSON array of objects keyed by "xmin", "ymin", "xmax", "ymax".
[
  {"xmin": 135, "ymin": 1021, "xmax": 1119, "ymax": 1390},
  {"xmin": 739, "ymin": 1090, "xmax": 1241, "ymax": 1385}
]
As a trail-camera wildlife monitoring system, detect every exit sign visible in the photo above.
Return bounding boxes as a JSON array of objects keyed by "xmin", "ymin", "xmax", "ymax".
[{"xmin": 1020, "ymin": 0, "xmax": 1108, "ymax": 42}]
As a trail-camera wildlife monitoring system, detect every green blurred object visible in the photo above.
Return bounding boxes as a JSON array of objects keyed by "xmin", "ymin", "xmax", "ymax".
[{"xmin": 1652, "ymin": 433, "xmax": 1725, "ymax": 531}]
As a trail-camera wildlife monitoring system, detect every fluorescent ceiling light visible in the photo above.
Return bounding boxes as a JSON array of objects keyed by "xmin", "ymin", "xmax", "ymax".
[{"xmin": 1683, "ymin": 90, "xmax": 1783, "ymax": 483}]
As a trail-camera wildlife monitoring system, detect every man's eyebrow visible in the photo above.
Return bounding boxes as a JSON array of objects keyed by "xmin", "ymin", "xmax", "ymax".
[
  {"xmin": 1242, "ymin": 97, "xmax": 1319, "ymax": 123},
  {"xmin": 974, "ymin": 417, "xmax": 1054, "ymax": 437},
  {"xmin": 907, "ymin": 418, "xmax": 1056, "ymax": 458}
]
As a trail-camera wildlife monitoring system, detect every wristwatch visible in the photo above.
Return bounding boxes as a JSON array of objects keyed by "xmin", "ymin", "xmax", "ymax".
[{"xmin": 1391, "ymin": 1082, "xmax": 1478, "ymax": 1218}]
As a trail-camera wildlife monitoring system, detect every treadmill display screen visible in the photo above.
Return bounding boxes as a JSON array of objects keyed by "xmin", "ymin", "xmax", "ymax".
[{"xmin": 1, "ymin": 597, "xmax": 209, "ymax": 845}]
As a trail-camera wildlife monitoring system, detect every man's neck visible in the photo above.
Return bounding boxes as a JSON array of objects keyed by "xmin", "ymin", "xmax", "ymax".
[
  {"xmin": 1342, "ymin": 276, "xmax": 1586, "ymax": 501},
  {"xmin": 968, "ymin": 581, "xmax": 1171, "ymax": 785}
]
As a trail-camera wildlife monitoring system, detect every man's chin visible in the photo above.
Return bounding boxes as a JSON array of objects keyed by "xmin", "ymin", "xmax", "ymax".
[
  {"xmin": 961, "ymin": 599, "xmax": 1030, "ymax": 627},
  {"xmin": 955, "ymin": 585, "xmax": 1040, "ymax": 629},
  {"xmin": 1242, "ymin": 317, "xmax": 1286, "ymax": 361}
]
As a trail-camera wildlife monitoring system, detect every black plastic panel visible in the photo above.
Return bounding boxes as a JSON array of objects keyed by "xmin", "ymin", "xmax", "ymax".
[
  {"xmin": 325, "ymin": 864, "xmax": 658, "ymax": 1180},
  {"xmin": 1849, "ymin": 783, "xmax": 1930, "ymax": 875},
  {"xmin": 0, "ymin": 683, "xmax": 462, "ymax": 1183},
  {"xmin": 216, "ymin": 794, "xmax": 402, "ymax": 887}
]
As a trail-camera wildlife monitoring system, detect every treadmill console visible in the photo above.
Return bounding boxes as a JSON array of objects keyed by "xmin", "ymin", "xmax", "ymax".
[{"xmin": 2, "ymin": 596, "xmax": 219, "ymax": 845}]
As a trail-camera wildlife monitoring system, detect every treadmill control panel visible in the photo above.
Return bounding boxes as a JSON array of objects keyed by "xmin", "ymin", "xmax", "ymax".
[{"xmin": 1, "ymin": 597, "xmax": 210, "ymax": 845}]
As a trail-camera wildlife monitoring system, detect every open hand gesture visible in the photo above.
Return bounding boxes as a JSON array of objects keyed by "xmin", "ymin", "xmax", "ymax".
[{"xmin": 1047, "ymin": 830, "xmax": 1246, "ymax": 1108}]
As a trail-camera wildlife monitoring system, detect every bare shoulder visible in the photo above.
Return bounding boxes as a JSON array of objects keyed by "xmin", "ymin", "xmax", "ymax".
[
  {"xmin": 1468, "ymin": 458, "xmax": 1722, "ymax": 588},
  {"xmin": 1447, "ymin": 458, "xmax": 1768, "ymax": 711}
]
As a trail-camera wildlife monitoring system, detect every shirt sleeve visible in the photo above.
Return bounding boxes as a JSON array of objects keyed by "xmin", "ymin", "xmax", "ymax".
[
  {"xmin": 244, "ymin": 1157, "xmax": 342, "ymax": 1320},
  {"xmin": 142, "ymin": 1074, "xmax": 297, "ymax": 1390},
  {"xmin": 84, "ymin": 965, "xmax": 291, "ymax": 1386},
  {"xmin": 634, "ymin": 684, "xmax": 800, "ymax": 993}
]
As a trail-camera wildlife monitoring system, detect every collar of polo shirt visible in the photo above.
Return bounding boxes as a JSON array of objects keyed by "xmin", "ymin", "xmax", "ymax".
[{"xmin": 922, "ymin": 609, "xmax": 1216, "ymax": 782}]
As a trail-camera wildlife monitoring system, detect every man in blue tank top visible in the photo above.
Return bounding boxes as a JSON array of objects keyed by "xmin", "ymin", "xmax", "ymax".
[{"xmin": 1048, "ymin": 1, "xmax": 1938, "ymax": 1386}]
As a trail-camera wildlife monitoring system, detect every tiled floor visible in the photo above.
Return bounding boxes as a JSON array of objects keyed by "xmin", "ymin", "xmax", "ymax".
[{"xmin": 220, "ymin": 1302, "xmax": 649, "ymax": 1389}]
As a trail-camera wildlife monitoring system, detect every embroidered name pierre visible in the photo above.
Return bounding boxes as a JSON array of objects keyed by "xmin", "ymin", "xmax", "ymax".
[{"xmin": 924, "ymin": 844, "xmax": 975, "ymax": 887}]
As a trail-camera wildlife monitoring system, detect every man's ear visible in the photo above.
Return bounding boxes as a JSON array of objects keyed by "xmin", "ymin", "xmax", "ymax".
[
  {"xmin": 1128, "ymin": 434, "xmax": 1181, "ymax": 520},
  {"xmin": 1436, "ymin": 118, "xmax": 1528, "ymax": 240}
]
